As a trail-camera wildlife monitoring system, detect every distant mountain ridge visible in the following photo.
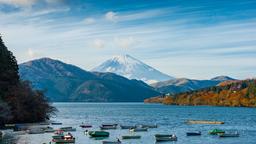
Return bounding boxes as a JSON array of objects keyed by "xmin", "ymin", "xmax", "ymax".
[
  {"xmin": 151, "ymin": 76, "xmax": 236, "ymax": 94},
  {"xmin": 92, "ymin": 54, "xmax": 174, "ymax": 84},
  {"xmin": 19, "ymin": 57, "xmax": 160, "ymax": 102}
]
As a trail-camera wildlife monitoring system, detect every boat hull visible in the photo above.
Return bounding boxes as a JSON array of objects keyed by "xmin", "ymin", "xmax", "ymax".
[{"xmin": 122, "ymin": 135, "xmax": 141, "ymax": 139}]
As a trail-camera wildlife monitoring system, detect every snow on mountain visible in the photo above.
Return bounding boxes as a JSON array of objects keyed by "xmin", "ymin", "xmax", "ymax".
[{"xmin": 92, "ymin": 54, "xmax": 174, "ymax": 84}]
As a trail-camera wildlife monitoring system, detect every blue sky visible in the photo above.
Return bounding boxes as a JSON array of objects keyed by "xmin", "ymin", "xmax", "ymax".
[{"xmin": 0, "ymin": 0, "xmax": 255, "ymax": 79}]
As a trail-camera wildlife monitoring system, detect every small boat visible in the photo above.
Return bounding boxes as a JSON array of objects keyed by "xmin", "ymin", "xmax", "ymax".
[
  {"xmin": 52, "ymin": 139, "xmax": 75, "ymax": 143},
  {"xmin": 209, "ymin": 129, "xmax": 225, "ymax": 135},
  {"xmin": 52, "ymin": 133, "xmax": 75, "ymax": 143},
  {"xmin": 60, "ymin": 127, "xmax": 76, "ymax": 132},
  {"xmin": 219, "ymin": 132, "xmax": 239, "ymax": 137},
  {"xmin": 52, "ymin": 130, "xmax": 65, "ymax": 139},
  {"xmin": 140, "ymin": 124, "xmax": 158, "ymax": 128},
  {"xmin": 186, "ymin": 131, "xmax": 201, "ymax": 136},
  {"xmin": 155, "ymin": 134, "xmax": 177, "ymax": 142},
  {"xmin": 122, "ymin": 135, "xmax": 141, "ymax": 139},
  {"xmin": 102, "ymin": 140, "xmax": 121, "ymax": 144},
  {"xmin": 120, "ymin": 125, "xmax": 135, "ymax": 129},
  {"xmin": 51, "ymin": 122, "xmax": 62, "ymax": 125},
  {"xmin": 80, "ymin": 124, "xmax": 92, "ymax": 128},
  {"xmin": 187, "ymin": 120, "xmax": 224, "ymax": 124},
  {"xmin": 44, "ymin": 129, "xmax": 55, "ymax": 133},
  {"xmin": 27, "ymin": 128, "xmax": 44, "ymax": 134},
  {"xmin": 89, "ymin": 131, "xmax": 110, "ymax": 137},
  {"xmin": 100, "ymin": 125, "xmax": 117, "ymax": 130},
  {"xmin": 4, "ymin": 124, "xmax": 16, "ymax": 129},
  {"xmin": 102, "ymin": 124, "xmax": 118, "ymax": 127},
  {"xmin": 42, "ymin": 126, "xmax": 54, "ymax": 133},
  {"xmin": 155, "ymin": 134, "xmax": 173, "ymax": 138},
  {"xmin": 130, "ymin": 128, "xmax": 148, "ymax": 132},
  {"xmin": 39, "ymin": 122, "xmax": 50, "ymax": 125}
]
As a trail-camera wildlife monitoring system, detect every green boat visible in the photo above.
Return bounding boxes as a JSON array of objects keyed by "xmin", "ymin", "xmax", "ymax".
[
  {"xmin": 209, "ymin": 129, "xmax": 225, "ymax": 135},
  {"xmin": 122, "ymin": 135, "xmax": 141, "ymax": 139},
  {"xmin": 52, "ymin": 134, "xmax": 64, "ymax": 139},
  {"xmin": 89, "ymin": 131, "xmax": 110, "ymax": 137},
  {"xmin": 60, "ymin": 127, "xmax": 76, "ymax": 132}
]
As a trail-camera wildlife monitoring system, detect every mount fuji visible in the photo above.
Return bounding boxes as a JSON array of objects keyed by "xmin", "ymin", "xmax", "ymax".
[{"xmin": 92, "ymin": 54, "xmax": 174, "ymax": 84}]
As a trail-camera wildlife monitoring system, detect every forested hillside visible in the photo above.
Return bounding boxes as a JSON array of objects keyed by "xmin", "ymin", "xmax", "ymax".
[{"xmin": 145, "ymin": 79, "xmax": 256, "ymax": 107}]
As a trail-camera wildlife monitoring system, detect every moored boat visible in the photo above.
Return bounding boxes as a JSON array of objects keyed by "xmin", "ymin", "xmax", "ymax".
[
  {"xmin": 102, "ymin": 140, "xmax": 121, "ymax": 144},
  {"xmin": 80, "ymin": 124, "xmax": 92, "ymax": 128},
  {"xmin": 155, "ymin": 134, "xmax": 177, "ymax": 142},
  {"xmin": 120, "ymin": 125, "xmax": 135, "ymax": 129},
  {"xmin": 100, "ymin": 125, "xmax": 117, "ymax": 130},
  {"xmin": 60, "ymin": 127, "xmax": 76, "ymax": 132},
  {"xmin": 42, "ymin": 126, "xmax": 54, "ymax": 133},
  {"xmin": 102, "ymin": 124, "xmax": 118, "ymax": 127},
  {"xmin": 209, "ymin": 129, "xmax": 225, "ymax": 135},
  {"xmin": 52, "ymin": 129, "xmax": 65, "ymax": 139},
  {"xmin": 187, "ymin": 120, "xmax": 224, "ymax": 124},
  {"xmin": 140, "ymin": 124, "xmax": 157, "ymax": 128},
  {"xmin": 51, "ymin": 122, "xmax": 62, "ymax": 125},
  {"xmin": 122, "ymin": 135, "xmax": 141, "ymax": 139},
  {"xmin": 27, "ymin": 128, "xmax": 44, "ymax": 134},
  {"xmin": 218, "ymin": 132, "xmax": 239, "ymax": 137},
  {"xmin": 130, "ymin": 128, "xmax": 148, "ymax": 132},
  {"xmin": 52, "ymin": 133, "xmax": 75, "ymax": 143},
  {"xmin": 89, "ymin": 131, "xmax": 110, "ymax": 137},
  {"xmin": 186, "ymin": 131, "xmax": 201, "ymax": 136},
  {"xmin": 155, "ymin": 134, "xmax": 172, "ymax": 137}
]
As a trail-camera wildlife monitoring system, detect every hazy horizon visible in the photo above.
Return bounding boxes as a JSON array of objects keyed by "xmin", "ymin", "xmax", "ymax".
[{"xmin": 1, "ymin": 0, "xmax": 256, "ymax": 79}]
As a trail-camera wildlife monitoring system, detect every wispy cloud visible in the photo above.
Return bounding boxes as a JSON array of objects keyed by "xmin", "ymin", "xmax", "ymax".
[
  {"xmin": 114, "ymin": 36, "xmax": 139, "ymax": 49},
  {"xmin": 83, "ymin": 18, "xmax": 96, "ymax": 25},
  {"xmin": 0, "ymin": 0, "xmax": 37, "ymax": 7},
  {"xmin": 105, "ymin": 11, "xmax": 118, "ymax": 22},
  {"xmin": 1, "ymin": 0, "xmax": 256, "ymax": 79}
]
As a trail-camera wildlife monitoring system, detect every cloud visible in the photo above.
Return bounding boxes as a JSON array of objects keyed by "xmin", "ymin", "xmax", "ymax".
[
  {"xmin": 83, "ymin": 18, "xmax": 96, "ymax": 25},
  {"xmin": 114, "ymin": 36, "xmax": 139, "ymax": 49},
  {"xmin": 0, "ymin": 0, "xmax": 38, "ymax": 7},
  {"xmin": 92, "ymin": 39, "xmax": 105, "ymax": 48},
  {"xmin": 27, "ymin": 48, "xmax": 39, "ymax": 58},
  {"xmin": 105, "ymin": 11, "xmax": 118, "ymax": 22}
]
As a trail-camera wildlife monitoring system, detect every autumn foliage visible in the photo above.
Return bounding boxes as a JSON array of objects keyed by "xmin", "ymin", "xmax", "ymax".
[{"xmin": 145, "ymin": 79, "xmax": 256, "ymax": 107}]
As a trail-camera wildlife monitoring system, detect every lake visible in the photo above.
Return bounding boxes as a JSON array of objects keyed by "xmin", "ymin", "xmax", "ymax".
[{"xmin": 14, "ymin": 103, "xmax": 256, "ymax": 143}]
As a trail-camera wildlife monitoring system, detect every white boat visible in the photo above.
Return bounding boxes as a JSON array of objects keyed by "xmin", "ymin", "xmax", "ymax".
[
  {"xmin": 130, "ymin": 128, "xmax": 148, "ymax": 132},
  {"xmin": 155, "ymin": 134, "xmax": 177, "ymax": 142}
]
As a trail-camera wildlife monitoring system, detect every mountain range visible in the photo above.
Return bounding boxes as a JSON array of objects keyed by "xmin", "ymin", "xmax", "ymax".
[
  {"xmin": 19, "ymin": 56, "xmax": 236, "ymax": 102},
  {"xmin": 151, "ymin": 76, "xmax": 235, "ymax": 94},
  {"xmin": 19, "ymin": 58, "xmax": 160, "ymax": 102},
  {"xmin": 92, "ymin": 54, "xmax": 173, "ymax": 84}
]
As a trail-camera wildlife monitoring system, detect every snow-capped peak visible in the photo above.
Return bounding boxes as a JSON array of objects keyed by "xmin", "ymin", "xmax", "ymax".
[{"xmin": 92, "ymin": 54, "xmax": 174, "ymax": 84}]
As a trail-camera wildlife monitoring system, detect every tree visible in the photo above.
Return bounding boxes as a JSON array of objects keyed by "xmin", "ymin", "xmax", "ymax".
[
  {"xmin": 0, "ymin": 35, "xmax": 20, "ymax": 98},
  {"xmin": 0, "ymin": 35, "xmax": 56, "ymax": 125}
]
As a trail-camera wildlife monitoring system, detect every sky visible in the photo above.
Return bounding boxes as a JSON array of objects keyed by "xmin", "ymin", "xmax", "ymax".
[{"xmin": 0, "ymin": 0, "xmax": 255, "ymax": 79}]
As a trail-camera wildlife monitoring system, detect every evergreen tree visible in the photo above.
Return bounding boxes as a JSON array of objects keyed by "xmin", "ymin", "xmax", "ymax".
[
  {"xmin": 0, "ymin": 35, "xmax": 55, "ymax": 125},
  {"xmin": 0, "ymin": 35, "xmax": 20, "ymax": 98}
]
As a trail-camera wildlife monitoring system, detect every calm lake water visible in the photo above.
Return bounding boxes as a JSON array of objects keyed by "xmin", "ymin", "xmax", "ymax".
[{"xmin": 13, "ymin": 103, "xmax": 256, "ymax": 144}]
